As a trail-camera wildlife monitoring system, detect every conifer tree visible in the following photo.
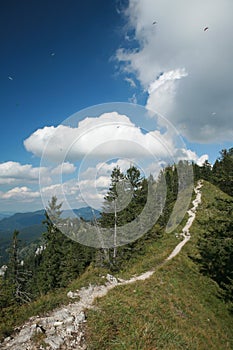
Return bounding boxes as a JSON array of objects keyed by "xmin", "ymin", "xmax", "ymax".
[
  {"xmin": 37, "ymin": 196, "xmax": 65, "ymax": 294},
  {"xmin": 212, "ymin": 148, "xmax": 233, "ymax": 196},
  {"xmin": 5, "ymin": 230, "xmax": 31, "ymax": 304}
]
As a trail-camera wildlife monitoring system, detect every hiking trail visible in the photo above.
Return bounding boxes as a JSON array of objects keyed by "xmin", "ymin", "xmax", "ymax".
[{"xmin": 1, "ymin": 181, "xmax": 203, "ymax": 350}]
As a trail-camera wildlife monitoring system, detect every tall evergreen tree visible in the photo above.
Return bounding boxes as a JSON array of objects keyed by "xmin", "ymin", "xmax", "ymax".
[
  {"xmin": 5, "ymin": 230, "xmax": 31, "ymax": 304},
  {"xmin": 100, "ymin": 165, "xmax": 148, "ymax": 269},
  {"xmin": 100, "ymin": 166, "xmax": 126, "ymax": 264},
  {"xmin": 212, "ymin": 148, "xmax": 233, "ymax": 196},
  {"xmin": 36, "ymin": 196, "xmax": 65, "ymax": 294}
]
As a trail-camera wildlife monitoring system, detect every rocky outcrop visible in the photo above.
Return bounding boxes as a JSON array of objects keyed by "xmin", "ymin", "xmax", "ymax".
[{"xmin": 0, "ymin": 276, "xmax": 120, "ymax": 350}]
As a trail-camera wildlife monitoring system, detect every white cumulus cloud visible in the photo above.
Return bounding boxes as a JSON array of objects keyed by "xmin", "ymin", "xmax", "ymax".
[
  {"xmin": 116, "ymin": 0, "xmax": 233, "ymax": 143},
  {"xmin": 0, "ymin": 161, "xmax": 45, "ymax": 185},
  {"xmin": 1, "ymin": 186, "xmax": 40, "ymax": 200},
  {"xmin": 24, "ymin": 112, "xmax": 181, "ymax": 162}
]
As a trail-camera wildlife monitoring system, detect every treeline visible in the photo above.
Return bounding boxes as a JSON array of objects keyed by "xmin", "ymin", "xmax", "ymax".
[
  {"xmin": 196, "ymin": 195, "xmax": 233, "ymax": 307},
  {"xmin": 193, "ymin": 147, "xmax": 233, "ymax": 196},
  {"xmin": 0, "ymin": 198, "xmax": 94, "ymax": 308},
  {"xmin": 0, "ymin": 162, "xmax": 184, "ymax": 307},
  {"xmin": 192, "ymin": 148, "xmax": 233, "ymax": 307}
]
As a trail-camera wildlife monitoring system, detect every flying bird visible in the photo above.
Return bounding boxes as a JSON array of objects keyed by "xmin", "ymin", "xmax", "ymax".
[
  {"xmin": 204, "ymin": 26, "xmax": 209, "ymax": 31},
  {"xmin": 152, "ymin": 21, "xmax": 157, "ymax": 25},
  {"xmin": 8, "ymin": 76, "xmax": 13, "ymax": 80}
]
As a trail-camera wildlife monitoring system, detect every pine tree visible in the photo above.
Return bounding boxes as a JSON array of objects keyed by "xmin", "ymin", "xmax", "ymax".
[
  {"xmin": 99, "ymin": 165, "xmax": 147, "ymax": 269},
  {"xmin": 60, "ymin": 238, "xmax": 94, "ymax": 286},
  {"xmin": 212, "ymin": 148, "xmax": 233, "ymax": 196},
  {"xmin": 100, "ymin": 166, "xmax": 126, "ymax": 265},
  {"xmin": 36, "ymin": 196, "xmax": 65, "ymax": 294},
  {"xmin": 199, "ymin": 160, "xmax": 212, "ymax": 181},
  {"xmin": 5, "ymin": 230, "xmax": 32, "ymax": 304}
]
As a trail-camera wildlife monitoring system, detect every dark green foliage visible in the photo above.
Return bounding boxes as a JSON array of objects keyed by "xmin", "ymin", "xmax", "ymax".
[
  {"xmin": 194, "ymin": 160, "xmax": 212, "ymax": 181},
  {"xmin": 0, "ymin": 230, "xmax": 32, "ymax": 308},
  {"xmin": 35, "ymin": 197, "xmax": 65, "ymax": 294},
  {"xmin": 159, "ymin": 165, "xmax": 178, "ymax": 227},
  {"xmin": 197, "ymin": 196, "xmax": 233, "ymax": 304},
  {"xmin": 98, "ymin": 164, "xmax": 175, "ymax": 270},
  {"xmin": 193, "ymin": 147, "xmax": 233, "ymax": 196},
  {"xmin": 98, "ymin": 166, "xmax": 149, "ymax": 269},
  {"xmin": 212, "ymin": 148, "xmax": 233, "ymax": 196},
  {"xmin": 34, "ymin": 196, "xmax": 94, "ymax": 295},
  {"xmin": 0, "ymin": 197, "xmax": 95, "ymax": 301}
]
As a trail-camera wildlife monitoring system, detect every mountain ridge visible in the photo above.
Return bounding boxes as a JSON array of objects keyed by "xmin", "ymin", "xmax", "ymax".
[{"xmin": 0, "ymin": 207, "xmax": 100, "ymax": 263}]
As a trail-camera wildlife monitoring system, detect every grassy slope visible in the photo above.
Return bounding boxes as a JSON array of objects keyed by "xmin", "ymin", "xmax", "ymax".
[
  {"xmin": 1, "ymin": 181, "xmax": 232, "ymax": 348},
  {"xmin": 85, "ymin": 181, "xmax": 233, "ymax": 349}
]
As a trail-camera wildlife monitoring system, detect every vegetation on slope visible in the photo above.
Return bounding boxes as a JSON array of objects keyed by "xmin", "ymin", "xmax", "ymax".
[
  {"xmin": 85, "ymin": 181, "xmax": 233, "ymax": 350},
  {"xmin": 0, "ymin": 147, "xmax": 232, "ymax": 347}
]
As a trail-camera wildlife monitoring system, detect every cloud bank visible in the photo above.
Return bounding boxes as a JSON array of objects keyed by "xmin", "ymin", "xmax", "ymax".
[
  {"xmin": 116, "ymin": 0, "xmax": 233, "ymax": 142},
  {"xmin": 24, "ymin": 112, "xmax": 196, "ymax": 164}
]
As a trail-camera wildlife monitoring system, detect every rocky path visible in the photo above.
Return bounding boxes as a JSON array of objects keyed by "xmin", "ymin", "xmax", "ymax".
[
  {"xmin": 1, "ymin": 181, "xmax": 202, "ymax": 350},
  {"xmin": 166, "ymin": 180, "xmax": 202, "ymax": 260}
]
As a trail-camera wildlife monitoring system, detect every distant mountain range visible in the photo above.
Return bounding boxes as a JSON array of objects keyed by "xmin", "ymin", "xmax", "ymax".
[
  {"xmin": 0, "ymin": 212, "xmax": 14, "ymax": 220},
  {"xmin": 0, "ymin": 207, "xmax": 100, "ymax": 263}
]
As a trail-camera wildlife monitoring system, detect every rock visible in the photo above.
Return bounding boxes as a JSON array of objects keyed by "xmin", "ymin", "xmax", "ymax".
[
  {"xmin": 66, "ymin": 325, "xmax": 75, "ymax": 335},
  {"xmin": 64, "ymin": 316, "xmax": 74, "ymax": 324},
  {"xmin": 67, "ymin": 291, "xmax": 79, "ymax": 299},
  {"xmin": 3, "ymin": 336, "xmax": 11, "ymax": 343},
  {"xmin": 53, "ymin": 309, "xmax": 70, "ymax": 321},
  {"xmin": 15, "ymin": 327, "xmax": 34, "ymax": 344},
  {"xmin": 44, "ymin": 335, "xmax": 64, "ymax": 349},
  {"xmin": 106, "ymin": 274, "xmax": 118, "ymax": 285},
  {"xmin": 75, "ymin": 311, "xmax": 86, "ymax": 324}
]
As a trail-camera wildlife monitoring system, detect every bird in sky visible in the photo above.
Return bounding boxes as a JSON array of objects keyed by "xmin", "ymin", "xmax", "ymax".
[
  {"xmin": 152, "ymin": 21, "xmax": 157, "ymax": 25},
  {"xmin": 204, "ymin": 26, "xmax": 209, "ymax": 31},
  {"xmin": 51, "ymin": 52, "xmax": 55, "ymax": 56},
  {"xmin": 8, "ymin": 76, "xmax": 13, "ymax": 80}
]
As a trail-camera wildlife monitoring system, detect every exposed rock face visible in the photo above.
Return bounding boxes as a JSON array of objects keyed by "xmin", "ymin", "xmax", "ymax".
[{"xmin": 1, "ymin": 302, "xmax": 88, "ymax": 350}]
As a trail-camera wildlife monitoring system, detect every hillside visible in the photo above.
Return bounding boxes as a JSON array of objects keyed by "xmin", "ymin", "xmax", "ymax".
[
  {"xmin": 84, "ymin": 181, "xmax": 233, "ymax": 349},
  {"xmin": 1, "ymin": 181, "xmax": 232, "ymax": 349}
]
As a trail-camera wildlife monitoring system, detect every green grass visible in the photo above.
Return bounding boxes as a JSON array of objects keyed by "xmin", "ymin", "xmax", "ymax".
[
  {"xmin": 1, "ymin": 181, "xmax": 232, "ymax": 349},
  {"xmin": 86, "ymin": 255, "xmax": 233, "ymax": 349},
  {"xmin": 85, "ymin": 181, "xmax": 233, "ymax": 349}
]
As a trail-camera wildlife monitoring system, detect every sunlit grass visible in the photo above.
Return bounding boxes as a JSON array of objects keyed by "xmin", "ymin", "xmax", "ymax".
[
  {"xmin": 85, "ymin": 182, "xmax": 233, "ymax": 349},
  {"xmin": 86, "ymin": 252, "xmax": 233, "ymax": 349}
]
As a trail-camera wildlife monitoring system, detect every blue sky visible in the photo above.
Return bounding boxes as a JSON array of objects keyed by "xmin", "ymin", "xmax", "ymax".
[{"xmin": 0, "ymin": 0, "xmax": 232, "ymax": 213}]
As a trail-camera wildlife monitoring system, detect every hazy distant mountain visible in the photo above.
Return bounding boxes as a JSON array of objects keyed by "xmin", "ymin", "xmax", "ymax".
[
  {"xmin": 0, "ymin": 207, "xmax": 100, "ymax": 263},
  {"xmin": 66, "ymin": 208, "xmax": 100, "ymax": 221},
  {"xmin": 0, "ymin": 212, "xmax": 14, "ymax": 220},
  {"xmin": 0, "ymin": 210, "xmax": 46, "ymax": 232},
  {"xmin": 0, "ymin": 207, "xmax": 100, "ymax": 232}
]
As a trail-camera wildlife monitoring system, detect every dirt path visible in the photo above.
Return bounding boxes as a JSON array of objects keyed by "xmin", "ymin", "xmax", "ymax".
[
  {"xmin": 166, "ymin": 180, "xmax": 202, "ymax": 261},
  {"xmin": 1, "ymin": 181, "xmax": 203, "ymax": 350}
]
